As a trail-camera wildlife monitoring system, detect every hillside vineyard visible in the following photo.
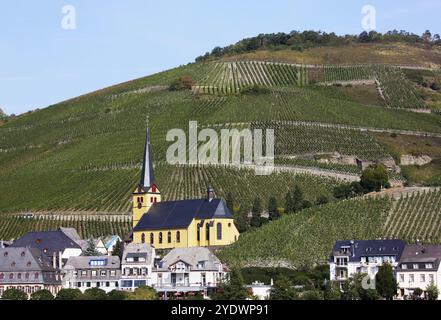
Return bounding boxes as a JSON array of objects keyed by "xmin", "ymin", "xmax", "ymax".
[{"xmin": 1, "ymin": 43, "xmax": 441, "ymax": 269}]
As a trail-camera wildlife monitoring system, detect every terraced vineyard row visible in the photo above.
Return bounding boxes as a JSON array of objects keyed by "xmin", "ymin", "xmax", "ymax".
[
  {"xmin": 308, "ymin": 65, "xmax": 426, "ymax": 110},
  {"xmin": 252, "ymin": 121, "xmax": 390, "ymax": 161},
  {"xmin": 383, "ymin": 189, "xmax": 441, "ymax": 243},
  {"xmin": 376, "ymin": 66, "xmax": 427, "ymax": 110},
  {"xmin": 219, "ymin": 197, "xmax": 391, "ymax": 268},
  {"xmin": 0, "ymin": 215, "xmax": 132, "ymax": 240},
  {"xmin": 194, "ymin": 61, "xmax": 307, "ymax": 94}
]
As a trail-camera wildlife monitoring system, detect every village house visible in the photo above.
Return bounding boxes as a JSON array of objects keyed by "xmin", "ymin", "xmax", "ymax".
[
  {"xmin": 153, "ymin": 247, "xmax": 227, "ymax": 298},
  {"xmin": 120, "ymin": 243, "xmax": 156, "ymax": 291},
  {"xmin": 63, "ymin": 256, "xmax": 121, "ymax": 293},
  {"xmin": 11, "ymin": 228, "xmax": 83, "ymax": 267},
  {"xmin": 396, "ymin": 244, "xmax": 441, "ymax": 300},
  {"xmin": 329, "ymin": 239, "xmax": 406, "ymax": 286},
  {"xmin": 0, "ymin": 247, "xmax": 62, "ymax": 298},
  {"xmin": 131, "ymin": 128, "xmax": 239, "ymax": 249}
]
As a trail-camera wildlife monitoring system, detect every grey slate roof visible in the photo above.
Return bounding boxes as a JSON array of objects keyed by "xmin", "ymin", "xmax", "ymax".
[
  {"xmin": 64, "ymin": 256, "xmax": 120, "ymax": 270},
  {"xmin": 11, "ymin": 230, "xmax": 81, "ymax": 258},
  {"xmin": 139, "ymin": 127, "xmax": 155, "ymax": 190},
  {"xmin": 330, "ymin": 239, "xmax": 406, "ymax": 262},
  {"xmin": 133, "ymin": 198, "xmax": 233, "ymax": 231},
  {"xmin": 122, "ymin": 243, "xmax": 154, "ymax": 264},
  {"xmin": 398, "ymin": 244, "xmax": 441, "ymax": 270},
  {"xmin": 160, "ymin": 247, "xmax": 222, "ymax": 271},
  {"xmin": 59, "ymin": 227, "xmax": 82, "ymax": 242},
  {"xmin": 0, "ymin": 247, "xmax": 60, "ymax": 284}
]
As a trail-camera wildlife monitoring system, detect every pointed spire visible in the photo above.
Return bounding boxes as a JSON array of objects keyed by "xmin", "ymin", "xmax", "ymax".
[{"xmin": 140, "ymin": 126, "xmax": 155, "ymax": 190}]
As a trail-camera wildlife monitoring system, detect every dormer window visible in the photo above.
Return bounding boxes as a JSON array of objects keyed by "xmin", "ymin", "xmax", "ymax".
[
  {"xmin": 425, "ymin": 263, "xmax": 434, "ymax": 269},
  {"xmin": 27, "ymin": 261, "xmax": 32, "ymax": 267},
  {"xmin": 402, "ymin": 264, "xmax": 407, "ymax": 269},
  {"xmin": 11, "ymin": 262, "xmax": 16, "ymax": 267},
  {"xmin": 21, "ymin": 251, "xmax": 26, "ymax": 257},
  {"xmin": 3, "ymin": 252, "xmax": 8, "ymax": 257}
]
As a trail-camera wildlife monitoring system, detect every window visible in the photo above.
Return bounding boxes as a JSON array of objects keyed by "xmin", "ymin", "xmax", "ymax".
[
  {"xmin": 150, "ymin": 233, "xmax": 154, "ymax": 244},
  {"xmin": 110, "ymin": 270, "xmax": 116, "ymax": 277},
  {"xmin": 409, "ymin": 274, "xmax": 414, "ymax": 283},
  {"xmin": 159, "ymin": 232, "xmax": 163, "ymax": 244},
  {"xmin": 399, "ymin": 274, "xmax": 404, "ymax": 282},
  {"xmin": 167, "ymin": 231, "xmax": 172, "ymax": 244},
  {"xmin": 9, "ymin": 274, "xmax": 14, "ymax": 280},
  {"xmin": 106, "ymin": 282, "xmax": 110, "ymax": 287},
  {"xmin": 3, "ymin": 252, "xmax": 8, "ymax": 257},
  {"xmin": 425, "ymin": 263, "xmax": 434, "ymax": 269},
  {"xmin": 429, "ymin": 274, "xmax": 434, "ymax": 283},
  {"xmin": 91, "ymin": 270, "xmax": 97, "ymax": 277},
  {"xmin": 86, "ymin": 282, "xmax": 91, "ymax": 288},
  {"xmin": 27, "ymin": 261, "xmax": 31, "ymax": 267},
  {"xmin": 141, "ymin": 233, "xmax": 146, "ymax": 244},
  {"xmin": 21, "ymin": 251, "xmax": 26, "ymax": 257},
  {"xmin": 413, "ymin": 264, "xmax": 419, "ymax": 269},
  {"xmin": 100, "ymin": 270, "xmax": 107, "ymax": 277},
  {"xmin": 152, "ymin": 186, "xmax": 157, "ymax": 193},
  {"xmin": 11, "ymin": 262, "xmax": 15, "ymax": 267},
  {"xmin": 217, "ymin": 223, "xmax": 222, "ymax": 240},
  {"xmin": 197, "ymin": 226, "xmax": 201, "ymax": 242},
  {"xmin": 17, "ymin": 273, "xmax": 22, "ymax": 280},
  {"xmin": 420, "ymin": 274, "xmax": 425, "ymax": 283},
  {"xmin": 25, "ymin": 273, "xmax": 30, "ymax": 279},
  {"xmin": 176, "ymin": 231, "xmax": 181, "ymax": 243},
  {"xmin": 206, "ymin": 223, "xmax": 210, "ymax": 241},
  {"xmin": 402, "ymin": 264, "xmax": 407, "ymax": 270},
  {"xmin": 81, "ymin": 270, "xmax": 87, "ymax": 276}
]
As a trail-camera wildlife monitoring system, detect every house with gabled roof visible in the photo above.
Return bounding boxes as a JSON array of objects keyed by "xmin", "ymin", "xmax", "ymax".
[
  {"xmin": 396, "ymin": 244, "xmax": 441, "ymax": 300},
  {"xmin": 131, "ymin": 128, "xmax": 239, "ymax": 249},
  {"xmin": 0, "ymin": 247, "xmax": 62, "ymax": 298},
  {"xmin": 329, "ymin": 239, "xmax": 406, "ymax": 286}
]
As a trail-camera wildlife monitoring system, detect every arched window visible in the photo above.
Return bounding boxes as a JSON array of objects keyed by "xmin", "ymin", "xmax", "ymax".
[
  {"xmin": 197, "ymin": 225, "xmax": 201, "ymax": 242},
  {"xmin": 150, "ymin": 233, "xmax": 154, "ymax": 244},
  {"xmin": 176, "ymin": 231, "xmax": 181, "ymax": 243},
  {"xmin": 0, "ymin": 273, "xmax": 4, "ymax": 280},
  {"xmin": 167, "ymin": 231, "xmax": 172, "ymax": 244},
  {"xmin": 9, "ymin": 274, "xmax": 14, "ymax": 280},
  {"xmin": 141, "ymin": 233, "xmax": 146, "ymax": 244},
  {"xmin": 152, "ymin": 186, "xmax": 157, "ymax": 193},
  {"xmin": 217, "ymin": 223, "xmax": 222, "ymax": 240},
  {"xmin": 25, "ymin": 273, "xmax": 29, "ymax": 279},
  {"xmin": 159, "ymin": 232, "xmax": 163, "ymax": 244},
  {"xmin": 206, "ymin": 223, "xmax": 210, "ymax": 241}
]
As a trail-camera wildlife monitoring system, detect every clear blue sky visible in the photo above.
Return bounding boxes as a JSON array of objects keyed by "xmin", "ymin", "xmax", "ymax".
[{"xmin": 1, "ymin": 0, "xmax": 440, "ymax": 115}]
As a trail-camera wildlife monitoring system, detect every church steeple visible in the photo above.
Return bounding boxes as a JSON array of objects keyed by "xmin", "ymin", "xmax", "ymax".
[{"xmin": 140, "ymin": 127, "xmax": 155, "ymax": 190}]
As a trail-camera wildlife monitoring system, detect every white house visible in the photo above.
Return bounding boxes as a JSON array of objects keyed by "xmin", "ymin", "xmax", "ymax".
[
  {"xmin": 120, "ymin": 243, "xmax": 156, "ymax": 291},
  {"xmin": 329, "ymin": 239, "xmax": 406, "ymax": 287},
  {"xmin": 152, "ymin": 247, "xmax": 227, "ymax": 295},
  {"xmin": 396, "ymin": 244, "xmax": 441, "ymax": 300},
  {"xmin": 63, "ymin": 256, "xmax": 121, "ymax": 293}
]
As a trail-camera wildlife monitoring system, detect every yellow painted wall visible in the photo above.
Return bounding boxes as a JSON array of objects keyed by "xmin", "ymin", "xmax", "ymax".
[
  {"xmin": 133, "ymin": 228, "xmax": 188, "ymax": 249},
  {"xmin": 132, "ymin": 186, "xmax": 161, "ymax": 228},
  {"xmin": 133, "ymin": 218, "xmax": 239, "ymax": 249}
]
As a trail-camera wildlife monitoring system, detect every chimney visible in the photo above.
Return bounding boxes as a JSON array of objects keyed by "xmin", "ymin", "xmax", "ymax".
[
  {"xmin": 207, "ymin": 186, "xmax": 215, "ymax": 202},
  {"xmin": 350, "ymin": 240, "xmax": 355, "ymax": 257},
  {"xmin": 59, "ymin": 251, "xmax": 63, "ymax": 269}
]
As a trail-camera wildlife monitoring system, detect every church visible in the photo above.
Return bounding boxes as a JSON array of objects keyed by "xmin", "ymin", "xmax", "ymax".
[{"xmin": 131, "ymin": 128, "xmax": 240, "ymax": 249}]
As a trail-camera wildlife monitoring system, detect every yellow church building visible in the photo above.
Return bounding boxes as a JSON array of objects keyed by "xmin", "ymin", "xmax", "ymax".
[{"xmin": 131, "ymin": 128, "xmax": 240, "ymax": 249}]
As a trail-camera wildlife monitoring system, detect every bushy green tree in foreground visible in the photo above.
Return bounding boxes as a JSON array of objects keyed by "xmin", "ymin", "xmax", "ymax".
[
  {"xmin": 1, "ymin": 288, "xmax": 28, "ymax": 300},
  {"xmin": 31, "ymin": 289, "xmax": 54, "ymax": 300}
]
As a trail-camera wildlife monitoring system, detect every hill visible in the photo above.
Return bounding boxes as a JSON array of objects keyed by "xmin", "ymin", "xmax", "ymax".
[
  {"xmin": 1, "ymin": 35, "xmax": 441, "ymax": 249},
  {"xmin": 218, "ymin": 188, "xmax": 441, "ymax": 268}
]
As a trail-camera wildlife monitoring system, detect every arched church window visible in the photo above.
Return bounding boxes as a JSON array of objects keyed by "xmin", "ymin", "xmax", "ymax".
[
  {"xmin": 206, "ymin": 223, "xmax": 210, "ymax": 241},
  {"xmin": 167, "ymin": 231, "xmax": 172, "ymax": 243},
  {"xmin": 141, "ymin": 233, "xmax": 145, "ymax": 244},
  {"xmin": 217, "ymin": 223, "xmax": 222, "ymax": 240},
  {"xmin": 159, "ymin": 232, "xmax": 163, "ymax": 244},
  {"xmin": 176, "ymin": 231, "xmax": 181, "ymax": 243},
  {"xmin": 150, "ymin": 233, "xmax": 154, "ymax": 244}
]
